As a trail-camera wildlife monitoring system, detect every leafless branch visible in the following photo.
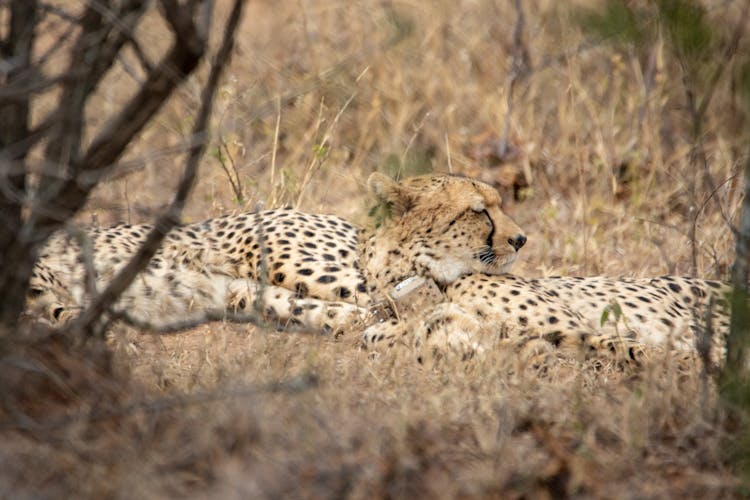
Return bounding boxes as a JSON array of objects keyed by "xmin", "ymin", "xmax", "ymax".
[
  {"xmin": 0, "ymin": 0, "xmax": 237, "ymax": 328},
  {"xmin": 498, "ymin": 0, "xmax": 530, "ymax": 160},
  {"xmin": 726, "ymin": 145, "xmax": 750, "ymax": 373},
  {"xmin": 32, "ymin": 0, "xmax": 148, "ymax": 238},
  {"xmin": 34, "ymin": 18, "xmax": 77, "ymax": 66},
  {"xmin": 0, "ymin": 71, "xmax": 76, "ymax": 102},
  {"xmin": 123, "ymin": 33, "xmax": 154, "ymax": 75},
  {"xmin": 695, "ymin": 3, "xmax": 749, "ymax": 122},
  {"xmin": 38, "ymin": 2, "xmax": 79, "ymax": 24},
  {"xmin": 69, "ymin": 0, "xmax": 245, "ymax": 336},
  {"xmin": 0, "ymin": 0, "xmax": 38, "ymax": 325},
  {"xmin": 678, "ymin": 7, "xmax": 748, "ymax": 276},
  {"xmin": 24, "ymin": 0, "xmax": 189, "ymax": 243},
  {"xmin": 217, "ymin": 135, "xmax": 245, "ymax": 203}
]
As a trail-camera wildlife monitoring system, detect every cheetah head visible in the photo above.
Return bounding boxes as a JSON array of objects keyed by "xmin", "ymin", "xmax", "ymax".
[
  {"xmin": 23, "ymin": 264, "xmax": 77, "ymax": 326},
  {"xmin": 367, "ymin": 172, "xmax": 526, "ymax": 285}
]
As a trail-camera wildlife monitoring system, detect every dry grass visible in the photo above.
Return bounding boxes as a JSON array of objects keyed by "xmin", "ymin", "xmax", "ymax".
[
  {"xmin": 2, "ymin": 0, "xmax": 750, "ymax": 497},
  {"xmin": 0, "ymin": 327, "xmax": 739, "ymax": 498}
]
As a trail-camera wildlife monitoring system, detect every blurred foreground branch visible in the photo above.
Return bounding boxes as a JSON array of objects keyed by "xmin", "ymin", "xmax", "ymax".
[
  {"xmin": 0, "ymin": 0, "xmax": 242, "ymax": 330},
  {"xmin": 70, "ymin": 0, "xmax": 245, "ymax": 336}
]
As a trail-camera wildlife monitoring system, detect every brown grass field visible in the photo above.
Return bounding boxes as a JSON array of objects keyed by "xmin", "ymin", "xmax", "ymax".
[{"xmin": 2, "ymin": 0, "xmax": 750, "ymax": 497}]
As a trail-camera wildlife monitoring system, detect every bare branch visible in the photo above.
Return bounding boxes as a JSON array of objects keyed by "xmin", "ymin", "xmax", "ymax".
[
  {"xmin": 681, "ymin": 9, "xmax": 748, "ymax": 276},
  {"xmin": 81, "ymin": 5, "xmax": 202, "ymax": 173},
  {"xmin": 196, "ymin": 0, "xmax": 214, "ymax": 43},
  {"xmin": 32, "ymin": 1, "xmax": 147, "ymax": 239},
  {"xmin": 69, "ymin": 0, "xmax": 246, "ymax": 336},
  {"xmin": 0, "ymin": 71, "xmax": 74, "ymax": 103},
  {"xmin": 159, "ymin": 0, "xmax": 205, "ymax": 54},
  {"xmin": 217, "ymin": 135, "xmax": 244, "ymax": 202},
  {"xmin": 43, "ymin": 0, "xmax": 111, "ymax": 166},
  {"xmin": 0, "ymin": 0, "xmax": 212, "ymax": 328},
  {"xmin": 24, "ymin": 0, "xmax": 191, "ymax": 247},
  {"xmin": 726, "ymin": 145, "xmax": 750, "ymax": 372},
  {"xmin": 0, "ymin": 0, "xmax": 38, "ymax": 325},
  {"xmin": 0, "ymin": 0, "xmax": 37, "ymax": 219},
  {"xmin": 48, "ymin": 0, "xmax": 148, "ymax": 157},
  {"xmin": 498, "ymin": 0, "xmax": 530, "ymax": 160},
  {"xmin": 122, "ymin": 34, "xmax": 154, "ymax": 75},
  {"xmin": 696, "ymin": 2, "xmax": 749, "ymax": 122},
  {"xmin": 38, "ymin": 2, "xmax": 79, "ymax": 24}
]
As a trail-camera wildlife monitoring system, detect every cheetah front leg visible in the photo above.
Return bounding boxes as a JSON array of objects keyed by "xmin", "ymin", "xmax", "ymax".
[
  {"xmin": 362, "ymin": 303, "xmax": 652, "ymax": 366},
  {"xmin": 226, "ymin": 280, "xmax": 366, "ymax": 335},
  {"xmin": 362, "ymin": 303, "xmax": 485, "ymax": 362}
]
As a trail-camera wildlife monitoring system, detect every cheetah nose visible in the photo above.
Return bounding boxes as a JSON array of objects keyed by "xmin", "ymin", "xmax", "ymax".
[{"xmin": 508, "ymin": 234, "xmax": 527, "ymax": 251}]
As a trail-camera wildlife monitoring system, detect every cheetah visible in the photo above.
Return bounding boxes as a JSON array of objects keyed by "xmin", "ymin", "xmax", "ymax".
[
  {"xmin": 25, "ymin": 172, "xmax": 731, "ymax": 366},
  {"xmin": 363, "ymin": 274, "xmax": 730, "ymax": 367},
  {"xmin": 25, "ymin": 173, "xmax": 527, "ymax": 336}
]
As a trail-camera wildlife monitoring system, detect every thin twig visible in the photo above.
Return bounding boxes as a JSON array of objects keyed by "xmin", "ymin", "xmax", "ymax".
[
  {"xmin": 696, "ymin": 2, "xmax": 749, "ymax": 122},
  {"xmin": 27, "ymin": 0, "xmax": 148, "ymax": 239},
  {"xmin": 38, "ymin": 2, "xmax": 78, "ymax": 23},
  {"xmin": 498, "ymin": 0, "xmax": 529, "ymax": 159},
  {"xmin": 217, "ymin": 134, "xmax": 244, "ymax": 202},
  {"xmin": 295, "ymin": 92, "xmax": 356, "ymax": 209},
  {"xmin": 445, "ymin": 131, "xmax": 453, "ymax": 174},
  {"xmin": 270, "ymin": 95, "xmax": 282, "ymax": 206},
  {"xmin": 67, "ymin": 225, "xmax": 99, "ymax": 300},
  {"xmin": 680, "ymin": 3, "xmax": 747, "ymax": 275},
  {"xmin": 401, "ymin": 110, "xmax": 430, "ymax": 167}
]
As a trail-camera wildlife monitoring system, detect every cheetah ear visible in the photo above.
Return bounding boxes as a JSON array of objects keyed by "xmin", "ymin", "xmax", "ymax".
[
  {"xmin": 367, "ymin": 172, "xmax": 415, "ymax": 216},
  {"xmin": 367, "ymin": 172, "xmax": 397, "ymax": 198}
]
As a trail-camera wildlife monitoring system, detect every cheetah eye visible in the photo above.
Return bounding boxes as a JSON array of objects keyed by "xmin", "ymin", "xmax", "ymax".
[
  {"xmin": 479, "ymin": 209, "xmax": 495, "ymax": 245},
  {"xmin": 28, "ymin": 288, "xmax": 44, "ymax": 298},
  {"xmin": 477, "ymin": 209, "xmax": 493, "ymax": 227}
]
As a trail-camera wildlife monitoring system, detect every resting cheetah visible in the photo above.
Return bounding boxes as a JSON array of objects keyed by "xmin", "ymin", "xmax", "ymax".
[
  {"xmin": 363, "ymin": 274, "xmax": 730, "ymax": 367},
  {"xmin": 25, "ymin": 173, "xmax": 526, "ymax": 335},
  {"xmin": 25, "ymin": 172, "xmax": 731, "ymax": 366}
]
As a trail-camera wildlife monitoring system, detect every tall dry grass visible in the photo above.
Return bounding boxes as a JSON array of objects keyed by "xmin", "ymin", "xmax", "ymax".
[{"xmin": 2, "ymin": 0, "xmax": 749, "ymax": 497}]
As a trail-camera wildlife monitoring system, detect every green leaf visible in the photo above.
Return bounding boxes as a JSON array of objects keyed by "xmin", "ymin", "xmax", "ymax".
[
  {"xmin": 657, "ymin": 0, "xmax": 713, "ymax": 61},
  {"xmin": 600, "ymin": 306, "xmax": 610, "ymax": 327},
  {"xmin": 209, "ymin": 146, "xmax": 223, "ymax": 161},
  {"xmin": 383, "ymin": 5, "xmax": 414, "ymax": 44},
  {"xmin": 612, "ymin": 301, "xmax": 623, "ymax": 321},
  {"xmin": 577, "ymin": 0, "xmax": 644, "ymax": 46},
  {"xmin": 312, "ymin": 143, "xmax": 329, "ymax": 159},
  {"xmin": 382, "ymin": 153, "xmax": 402, "ymax": 180},
  {"xmin": 600, "ymin": 302, "xmax": 623, "ymax": 326}
]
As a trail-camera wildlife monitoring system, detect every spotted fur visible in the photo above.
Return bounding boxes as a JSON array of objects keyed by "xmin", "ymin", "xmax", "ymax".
[
  {"xmin": 25, "ymin": 173, "xmax": 526, "ymax": 336},
  {"xmin": 363, "ymin": 274, "xmax": 730, "ymax": 367},
  {"xmin": 25, "ymin": 172, "xmax": 731, "ymax": 367}
]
